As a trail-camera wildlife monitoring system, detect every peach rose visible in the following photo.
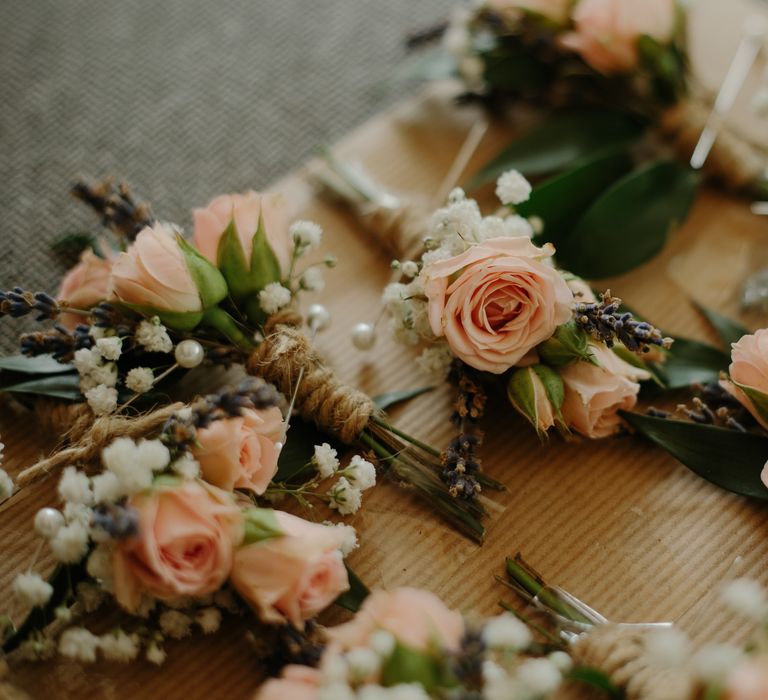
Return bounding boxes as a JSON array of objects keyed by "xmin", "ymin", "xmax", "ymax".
[
  {"xmin": 57, "ymin": 249, "xmax": 113, "ymax": 329},
  {"xmin": 231, "ymin": 511, "xmax": 349, "ymax": 628},
  {"xmin": 113, "ymin": 481, "xmax": 244, "ymax": 612},
  {"xmin": 193, "ymin": 407, "xmax": 284, "ymax": 494},
  {"xmin": 326, "ymin": 587, "xmax": 465, "ymax": 653},
  {"xmin": 487, "ymin": 0, "xmax": 571, "ymax": 23},
  {"xmin": 253, "ymin": 666, "xmax": 320, "ymax": 700},
  {"xmin": 560, "ymin": 343, "xmax": 649, "ymax": 438},
  {"xmin": 560, "ymin": 0, "xmax": 676, "ymax": 74},
  {"xmin": 422, "ymin": 237, "xmax": 573, "ymax": 374},
  {"xmin": 724, "ymin": 657, "xmax": 768, "ymax": 700},
  {"xmin": 721, "ymin": 330, "xmax": 768, "ymax": 430},
  {"xmin": 193, "ymin": 191, "xmax": 291, "ymax": 274}
]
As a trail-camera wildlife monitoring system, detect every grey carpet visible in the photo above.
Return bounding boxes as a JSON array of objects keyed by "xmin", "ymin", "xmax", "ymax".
[{"xmin": 0, "ymin": 0, "xmax": 445, "ymax": 352}]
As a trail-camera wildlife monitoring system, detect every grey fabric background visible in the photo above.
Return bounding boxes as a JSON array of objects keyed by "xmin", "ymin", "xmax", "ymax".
[{"xmin": 0, "ymin": 0, "xmax": 445, "ymax": 351}]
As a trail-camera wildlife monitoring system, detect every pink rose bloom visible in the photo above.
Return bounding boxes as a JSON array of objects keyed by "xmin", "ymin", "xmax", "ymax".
[
  {"xmin": 724, "ymin": 657, "xmax": 768, "ymax": 700},
  {"xmin": 422, "ymin": 237, "xmax": 573, "ymax": 374},
  {"xmin": 253, "ymin": 666, "xmax": 320, "ymax": 700},
  {"xmin": 721, "ymin": 330, "xmax": 768, "ymax": 431},
  {"xmin": 193, "ymin": 407, "xmax": 284, "ymax": 494},
  {"xmin": 231, "ymin": 511, "xmax": 349, "ymax": 628},
  {"xmin": 110, "ymin": 223, "xmax": 203, "ymax": 313},
  {"xmin": 326, "ymin": 587, "xmax": 465, "ymax": 653},
  {"xmin": 487, "ymin": 0, "xmax": 571, "ymax": 23},
  {"xmin": 560, "ymin": 343, "xmax": 649, "ymax": 438},
  {"xmin": 113, "ymin": 481, "xmax": 244, "ymax": 612},
  {"xmin": 193, "ymin": 191, "xmax": 291, "ymax": 273},
  {"xmin": 57, "ymin": 249, "xmax": 113, "ymax": 329},
  {"xmin": 560, "ymin": 0, "xmax": 676, "ymax": 74}
]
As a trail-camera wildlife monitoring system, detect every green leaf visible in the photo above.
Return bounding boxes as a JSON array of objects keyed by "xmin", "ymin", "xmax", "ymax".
[
  {"xmin": 568, "ymin": 666, "xmax": 622, "ymax": 697},
  {"xmin": 216, "ymin": 218, "xmax": 253, "ymax": 300},
  {"xmin": 242, "ymin": 507, "xmax": 284, "ymax": 545},
  {"xmin": 622, "ymin": 412, "xmax": 768, "ymax": 499},
  {"xmin": 467, "ymin": 110, "xmax": 644, "ymax": 188},
  {"xmin": 249, "ymin": 215, "xmax": 282, "ymax": 291},
  {"xmin": 176, "ymin": 234, "xmax": 229, "ymax": 309},
  {"xmin": 51, "ymin": 232, "xmax": 97, "ymax": 261},
  {"xmin": 694, "ymin": 302, "xmax": 749, "ymax": 349},
  {"xmin": 651, "ymin": 337, "xmax": 729, "ymax": 390},
  {"xmin": 538, "ymin": 320, "xmax": 594, "ymax": 367},
  {"xmin": 612, "ymin": 345, "xmax": 665, "ymax": 388},
  {"xmin": 373, "ymin": 386, "xmax": 434, "ymax": 411},
  {"xmin": 0, "ymin": 354, "xmax": 74, "ymax": 375},
  {"xmin": 380, "ymin": 641, "xmax": 449, "ymax": 691},
  {"xmin": 735, "ymin": 382, "xmax": 768, "ymax": 427},
  {"xmin": 480, "ymin": 48, "xmax": 551, "ymax": 93},
  {"xmin": 518, "ymin": 149, "xmax": 634, "ymax": 248},
  {"xmin": 1, "ymin": 374, "xmax": 82, "ymax": 400},
  {"xmin": 554, "ymin": 159, "xmax": 699, "ymax": 279},
  {"xmin": 334, "ymin": 564, "xmax": 370, "ymax": 613},
  {"xmin": 276, "ymin": 418, "xmax": 335, "ymax": 483}
]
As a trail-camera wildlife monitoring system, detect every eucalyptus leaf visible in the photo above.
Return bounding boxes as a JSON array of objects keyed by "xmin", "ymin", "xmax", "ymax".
[
  {"xmin": 622, "ymin": 412, "xmax": 768, "ymax": 499},
  {"xmin": 0, "ymin": 354, "xmax": 74, "ymax": 375},
  {"xmin": 373, "ymin": 386, "xmax": 433, "ymax": 411},
  {"xmin": 334, "ymin": 564, "xmax": 370, "ymax": 613},
  {"xmin": 650, "ymin": 337, "xmax": 729, "ymax": 390},
  {"xmin": 1, "ymin": 374, "xmax": 82, "ymax": 400},
  {"xmin": 518, "ymin": 148, "xmax": 633, "ymax": 248},
  {"xmin": 694, "ymin": 302, "xmax": 749, "ymax": 349},
  {"xmin": 467, "ymin": 110, "xmax": 644, "ymax": 188},
  {"xmin": 554, "ymin": 160, "xmax": 699, "ymax": 279}
]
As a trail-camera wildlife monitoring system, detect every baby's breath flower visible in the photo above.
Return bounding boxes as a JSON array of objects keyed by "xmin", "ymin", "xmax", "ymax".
[
  {"xmin": 135, "ymin": 318, "xmax": 173, "ymax": 353},
  {"xmin": 50, "ymin": 521, "xmax": 89, "ymax": 563},
  {"xmin": 369, "ymin": 629, "xmax": 396, "ymax": 657},
  {"xmin": 516, "ymin": 657, "xmax": 561, "ymax": 695},
  {"xmin": 64, "ymin": 502, "xmax": 91, "ymax": 527},
  {"xmin": 146, "ymin": 642, "xmax": 167, "ymax": 665},
  {"xmin": 59, "ymin": 627, "xmax": 99, "ymax": 663},
  {"xmin": 327, "ymin": 522, "xmax": 357, "ymax": 556},
  {"xmin": 400, "ymin": 261, "xmax": 419, "ymax": 278},
  {"xmin": 86, "ymin": 544, "xmax": 113, "ymax": 581},
  {"xmin": 171, "ymin": 454, "xmax": 200, "ymax": 479},
  {"xmin": 313, "ymin": 443, "xmax": 339, "ymax": 478},
  {"xmin": 495, "ymin": 169, "xmax": 532, "ymax": 206},
  {"xmin": 259, "ymin": 282, "xmax": 292, "ymax": 315},
  {"xmin": 58, "ymin": 466, "xmax": 93, "ymax": 505},
  {"xmin": 136, "ymin": 439, "xmax": 171, "ymax": 472},
  {"xmin": 12, "ymin": 572, "xmax": 53, "ymax": 607},
  {"xmin": 416, "ymin": 345, "xmax": 453, "ymax": 379},
  {"xmin": 290, "ymin": 220, "xmax": 323, "ymax": 249},
  {"xmin": 548, "ymin": 650, "xmax": 573, "ymax": 674},
  {"xmin": 95, "ymin": 336, "xmax": 122, "ymax": 361},
  {"xmin": 693, "ymin": 644, "xmax": 743, "ymax": 683},
  {"xmin": 89, "ymin": 362, "xmax": 119, "ymax": 388},
  {"xmin": 85, "ymin": 384, "xmax": 118, "ymax": 415},
  {"xmin": 328, "ymin": 477, "xmax": 362, "ymax": 516},
  {"xmin": 100, "ymin": 629, "xmax": 139, "ymax": 662},
  {"xmin": 503, "ymin": 215, "xmax": 535, "ymax": 238},
  {"xmin": 482, "ymin": 613, "xmax": 532, "ymax": 651},
  {"xmin": 447, "ymin": 187, "xmax": 466, "ymax": 204},
  {"xmin": 346, "ymin": 455, "xmax": 376, "ymax": 491},
  {"xmin": 92, "ymin": 471, "xmax": 123, "ymax": 503},
  {"xmin": 721, "ymin": 578, "xmax": 767, "ymax": 619},
  {"xmin": 159, "ymin": 610, "xmax": 192, "ymax": 639},
  {"xmin": 196, "ymin": 607, "xmax": 222, "ymax": 634},
  {"xmin": 645, "ymin": 627, "xmax": 690, "ymax": 668},
  {"xmin": 300, "ymin": 267, "xmax": 325, "ymax": 291},
  {"xmin": 72, "ymin": 347, "xmax": 101, "ymax": 375},
  {"xmin": 125, "ymin": 366, "xmax": 154, "ymax": 394},
  {"xmin": 346, "ymin": 647, "xmax": 381, "ymax": 681}
]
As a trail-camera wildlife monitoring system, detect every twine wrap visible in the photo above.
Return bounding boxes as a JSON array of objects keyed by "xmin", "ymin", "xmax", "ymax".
[
  {"xmin": 572, "ymin": 624, "xmax": 697, "ymax": 700},
  {"xmin": 357, "ymin": 195, "xmax": 431, "ymax": 262},
  {"xmin": 246, "ymin": 313, "xmax": 375, "ymax": 445},
  {"xmin": 17, "ymin": 403, "xmax": 183, "ymax": 487}
]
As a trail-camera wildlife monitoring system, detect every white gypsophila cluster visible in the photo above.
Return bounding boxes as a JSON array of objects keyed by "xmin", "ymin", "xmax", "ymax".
[
  {"xmin": 399, "ymin": 261, "xmax": 419, "ymax": 279},
  {"xmin": 330, "ymin": 522, "xmax": 358, "ymax": 556},
  {"xmin": 328, "ymin": 476, "xmax": 363, "ymax": 516},
  {"xmin": 85, "ymin": 384, "xmax": 118, "ymax": 415},
  {"xmin": 101, "ymin": 437, "xmax": 171, "ymax": 497},
  {"xmin": 50, "ymin": 521, "xmax": 89, "ymax": 563},
  {"xmin": 146, "ymin": 642, "xmax": 167, "ymax": 665},
  {"xmin": 159, "ymin": 610, "xmax": 193, "ymax": 639},
  {"xmin": 58, "ymin": 627, "xmax": 100, "ymax": 663},
  {"xmin": 77, "ymin": 581, "xmax": 106, "ymax": 613},
  {"xmin": 91, "ymin": 471, "xmax": 123, "ymax": 503},
  {"xmin": 644, "ymin": 627, "xmax": 691, "ymax": 669},
  {"xmin": 86, "ymin": 544, "xmax": 113, "ymax": 582},
  {"xmin": 482, "ymin": 656, "xmax": 563, "ymax": 700},
  {"xmin": 58, "ymin": 466, "xmax": 93, "ymax": 505},
  {"xmin": 95, "ymin": 336, "xmax": 122, "ymax": 361},
  {"xmin": 300, "ymin": 267, "xmax": 325, "ymax": 292},
  {"xmin": 99, "ymin": 630, "xmax": 140, "ymax": 663},
  {"xmin": 135, "ymin": 318, "xmax": 174, "ymax": 354},
  {"xmin": 196, "ymin": 607, "xmax": 222, "ymax": 634},
  {"xmin": 313, "ymin": 442, "xmax": 340, "ymax": 479},
  {"xmin": 721, "ymin": 578, "xmax": 768, "ymax": 619},
  {"xmin": 495, "ymin": 169, "xmax": 532, "ymax": 206},
  {"xmin": 383, "ymin": 278, "xmax": 431, "ymax": 347},
  {"xmin": 482, "ymin": 613, "xmax": 533, "ymax": 651},
  {"xmin": 12, "ymin": 572, "xmax": 54, "ymax": 608},
  {"xmin": 125, "ymin": 366, "xmax": 154, "ymax": 394},
  {"xmin": 346, "ymin": 455, "xmax": 377, "ymax": 491},
  {"xmin": 290, "ymin": 220, "xmax": 323, "ymax": 249},
  {"xmin": 259, "ymin": 282, "xmax": 292, "ymax": 315},
  {"xmin": 692, "ymin": 644, "xmax": 744, "ymax": 684},
  {"xmin": 416, "ymin": 345, "xmax": 454, "ymax": 379},
  {"xmin": 171, "ymin": 453, "xmax": 201, "ymax": 479}
]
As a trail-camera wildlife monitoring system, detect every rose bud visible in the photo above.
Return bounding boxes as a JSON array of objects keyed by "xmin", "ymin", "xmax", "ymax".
[
  {"xmin": 538, "ymin": 320, "xmax": 595, "ymax": 367},
  {"xmin": 720, "ymin": 329, "xmax": 768, "ymax": 430},
  {"xmin": 57, "ymin": 249, "xmax": 113, "ymax": 329},
  {"xmin": 507, "ymin": 365, "xmax": 564, "ymax": 437},
  {"xmin": 110, "ymin": 223, "xmax": 228, "ymax": 331},
  {"xmin": 231, "ymin": 510, "xmax": 350, "ymax": 628}
]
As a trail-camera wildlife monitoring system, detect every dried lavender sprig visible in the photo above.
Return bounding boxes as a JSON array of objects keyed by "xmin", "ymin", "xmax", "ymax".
[
  {"xmin": 574, "ymin": 291, "xmax": 673, "ymax": 354},
  {"xmin": 0, "ymin": 288, "xmax": 60, "ymax": 321},
  {"xmin": 71, "ymin": 177, "xmax": 153, "ymax": 242},
  {"xmin": 20, "ymin": 323, "xmax": 94, "ymax": 362}
]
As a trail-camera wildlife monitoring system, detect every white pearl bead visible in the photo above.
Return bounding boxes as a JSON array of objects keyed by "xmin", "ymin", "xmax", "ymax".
[
  {"xmin": 307, "ymin": 304, "xmax": 331, "ymax": 332},
  {"xmin": 34, "ymin": 507, "xmax": 64, "ymax": 539},
  {"xmin": 352, "ymin": 322, "xmax": 376, "ymax": 350},
  {"xmin": 174, "ymin": 339, "xmax": 205, "ymax": 368}
]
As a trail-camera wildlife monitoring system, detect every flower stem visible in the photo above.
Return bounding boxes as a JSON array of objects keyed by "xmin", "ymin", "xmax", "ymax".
[
  {"xmin": 202, "ymin": 307, "xmax": 255, "ymax": 351},
  {"xmin": 370, "ymin": 416, "xmax": 440, "ymax": 457}
]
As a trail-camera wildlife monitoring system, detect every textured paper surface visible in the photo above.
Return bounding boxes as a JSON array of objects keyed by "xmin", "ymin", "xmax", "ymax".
[{"xmin": 2, "ymin": 1, "xmax": 767, "ymax": 697}]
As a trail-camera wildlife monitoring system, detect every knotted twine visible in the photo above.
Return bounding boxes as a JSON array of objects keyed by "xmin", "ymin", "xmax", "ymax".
[
  {"xmin": 571, "ymin": 624, "xmax": 698, "ymax": 700},
  {"xmin": 245, "ymin": 310, "xmax": 375, "ymax": 445}
]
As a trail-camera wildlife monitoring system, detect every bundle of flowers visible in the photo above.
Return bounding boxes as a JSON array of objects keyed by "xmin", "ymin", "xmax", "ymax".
[
  {"xmin": 0, "ymin": 178, "xmax": 498, "ymax": 541},
  {"xmin": 2, "ymin": 381, "xmax": 364, "ymax": 665}
]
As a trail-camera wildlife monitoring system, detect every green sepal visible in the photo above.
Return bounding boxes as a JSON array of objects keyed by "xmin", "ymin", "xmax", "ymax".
[
  {"xmin": 612, "ymin": 344, "xmax": 665, "ymax": 388},
  {"xmin": 176, "ymin": 233, "xmax": 228, "ymax": 309},
  {"xmin": 538, "ymin": 320, "xmax": 594, "ymax": 367},
  {"xmin": 216, "ymin": 218, "xmax": 253, "ymax": 301},
  {"xmin": 507, "ymin": 365, "xmax": 563, "ymax": 439},
  {"xmin": 533, "ymin": 364, "xmax": 568, "ymax": 434},
  {"xmin": 116, "ymin": 300, "xmax": 204, "ymax": 331},
  {"xmin": 249, "ymin": 215, "xmax": 283, "ymax": 290},
  {"xmin": 380, "ymin": 640, "xmax": 455, "ymax": 691},
  {"xmin": 734, "ymin": 381, "xmax": 768, "ymax": 427},
  {"xmin": 242, "ymin": 507, "xmax": 284, "ymax": 545}
]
